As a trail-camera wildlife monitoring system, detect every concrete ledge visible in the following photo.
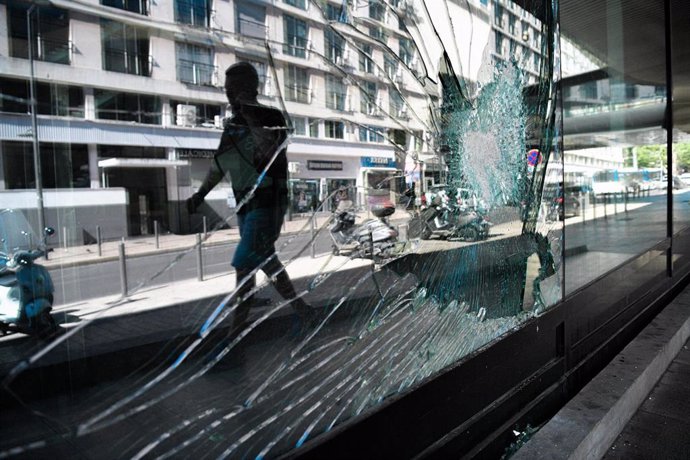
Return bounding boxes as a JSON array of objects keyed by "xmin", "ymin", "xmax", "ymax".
[{"xmin": 514, "ymin": 289, "xmax": 690, "ymax": 460}]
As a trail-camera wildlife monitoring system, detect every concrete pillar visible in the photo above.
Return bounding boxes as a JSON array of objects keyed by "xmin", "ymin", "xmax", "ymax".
[
  {"xmin": 84, "ymin": 87, "xmax": 96, "ymax": 120},
  {"xmin": 161, "ymin": 98, "xmax": 171, "ymax": 127},
  {"xmin": 88, "ymin": 144, "xmax": 99, "ymax": 188}
]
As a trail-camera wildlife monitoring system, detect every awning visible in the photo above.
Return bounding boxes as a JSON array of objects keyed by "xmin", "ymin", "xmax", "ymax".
[{"xmin": 98, "ymin": 158, "xmax": 189, "ymax": 168}]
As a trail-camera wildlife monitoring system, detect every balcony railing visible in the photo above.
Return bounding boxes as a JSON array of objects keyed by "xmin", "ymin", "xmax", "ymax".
[
  {"xmin": 283, "ymin": 36, "xmax": 308, "ymax": 58},
  {"xmin": 11, "ymin": 36, "xmax": 72, "ymax": 64},
  {"xmin": 103, "ymin": 49, "xmax": 152, "ymax": 76},
  {"xmin": 177, "ymin": 59, "xmax": 217, "ymax": 86},
  {"xmin": 284, "ymin": 84, "xmax": 310, "ymax": 103}
]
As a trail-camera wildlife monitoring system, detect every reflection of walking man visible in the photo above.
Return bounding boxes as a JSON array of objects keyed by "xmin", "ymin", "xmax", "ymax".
[{"xmin": 187, "ymin": 62, "xmax": 314, "ymax": 331}]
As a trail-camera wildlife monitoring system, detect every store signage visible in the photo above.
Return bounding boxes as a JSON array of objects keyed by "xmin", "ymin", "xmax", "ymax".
[
  {"xmin": 177, "ymin": 149, "xmax": 216, "ymax": 159},
  {"xmin": 361, "ymin": 156, "xmax": 396, "ymax": 168},
  {"xmin": 307, "ymin": 160, "xmax": 343, "ymax": 171}
]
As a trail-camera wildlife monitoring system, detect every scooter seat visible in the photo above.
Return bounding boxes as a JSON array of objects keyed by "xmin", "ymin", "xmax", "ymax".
[{"xmin": 0, "ymin": 274, "xmax": 16, "ymax": 287}]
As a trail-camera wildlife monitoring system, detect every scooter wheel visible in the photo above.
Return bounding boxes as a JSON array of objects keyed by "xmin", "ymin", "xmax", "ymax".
[
  {"xmin": 421, "ymin": 226, "xmax": 432, "ymax": 240},
  {"xmin": 34, "ymin": 310, "xmax": 57, "ymax": 339},
  {"xmin": 464, "ymin": 227, "xmax": 479, "ymax": 242}
]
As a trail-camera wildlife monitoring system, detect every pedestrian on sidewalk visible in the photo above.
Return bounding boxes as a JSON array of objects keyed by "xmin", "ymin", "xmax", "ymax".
[{"xmin": 187, "ymin": 61, "xmax": 315, "ymax": 332}]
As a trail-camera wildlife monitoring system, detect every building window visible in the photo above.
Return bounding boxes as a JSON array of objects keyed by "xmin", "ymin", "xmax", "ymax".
[
  {"xmin": 236, "ymin": 2, "xmax": 266, "ymax": 39},
  {"xmin": 2, "ymin": 141, "xmax": 89, "ymax": 189},
  {"xmin": 399, "ymin": 38, "xmax": 413, "ymax": 66},
  {"xmin": 174, "ymin": 0, "xmax": 211, "ymax": 27},
  {"xmin": 170, "ymin": 100, "xmax": 222, "ymax": 127},
  {"xmin": 284, "ymin": 0, "xmax": 307, "ymax": 9},
  {"xmin": 102, "ymin": 20, "xmax": 150, "ymax": 76},
  {"xmin": 413, "ymin": 130, "xmax": 423, "ymax": 151},
  {"xmin": 324, "ymin": 29, "xmax": 345, "ymax": 64},
  {"xmin": 389, "ymin": 88, "xmax": 406, "ymax": 118},
  {"xmin": 494, "ymin": 4, "xmax": 503, "ymax": 27},
  {"xmin": 237, "ymin": 58, "xmax": 270, "ymax": 96},
  {"xmin": 0, "ymin": 77, "xmax": 84, "ymax": 117},
  {"xmin": 359, "ymin": 43, "xmax": 374, "ymax": 73},
  {"xmin": 284, "ymin": 16, "xmax": 309, "ymax": 58},
  {"xmin": 361, "ymin": 81, "xmax": 377, "ymax": 114},
  {"xmin": 284, "ymin": 65, "xmax": 310, "ymax": 103},
  {"xmin": 384, "ymin": 54, "xmax": 398, "ymax": 79},
  {"xmin": 8, "ymin": 4, "xmax": 71, "ymax": 65},
  {"xmin": 176, "ymin": 43, "xmax": 215, "ymax": 86},
  {"xmin": 325, "ymin": 120, "xmax": 344, "ymax": 139},
  {"xmin": 309, "ymin": 118, "xmax": 319, "ymax": 137},
  {"xmin": 326, "ymin": 75, "xmax": 347, "ymax": 111},
  {"xmin": 508, "ymin": 14, "xmax": 516, "ymax": 35},
  {"xmin": 324, "ymin": 2, "xmax": 346, "ymax": 21},
  {"xmin": 369, "ymin": 0, "xmax": 385, "ymax": 22},
  {"xmin": 369, "ymin": 26, "xmax": 387, "ymax": 43},
  {"xmin": 495, "ymin": 33, "xmax": 503, "ymax": 55},
  {"xmin": 359, "ymin": 125, "xmax": 384, "ymax": 143},
  {"xmin": 292, "ymin": 117, "xmax": 307, "ymax": 136},
  {"xmin": 95, "ymin": 90, "xmax": 161, "ymax": 124},
  {"xmin": 480, "ymin": 0, "xmax": 488, "ymax": 5},
  {"xmin": 101, "ymin": 0, "xmax": 148, "ymax": 15}
]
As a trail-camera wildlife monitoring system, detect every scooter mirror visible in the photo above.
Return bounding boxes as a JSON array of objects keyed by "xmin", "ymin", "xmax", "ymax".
[{"xmin": 45, "ymin": 227, "xmax": 55, "ymax": 236}]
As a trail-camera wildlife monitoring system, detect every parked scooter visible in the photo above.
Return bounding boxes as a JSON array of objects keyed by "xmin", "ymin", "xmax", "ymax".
[
  {"xmin": 329, "ymin": 200, "xmax": 399, "ymax": 260},
  {"xmin": 410, "ymin": 201, "xmax": 490, "ymax": 241},
  {"xmin": 0, "ymin": 209, "xmax": 57, "ymax": 338}
]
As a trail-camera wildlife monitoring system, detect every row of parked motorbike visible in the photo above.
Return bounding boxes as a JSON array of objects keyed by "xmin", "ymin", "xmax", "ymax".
[{"xmin": 327, "ymin": 198, "xmax": 492, "ymax": 261}]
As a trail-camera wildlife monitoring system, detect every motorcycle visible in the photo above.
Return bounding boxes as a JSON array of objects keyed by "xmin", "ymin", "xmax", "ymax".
[
  {"xmin": 329, "ymin": 201, "xmax": 399, "ymax": 260},
  {"xmin": 0, "ymin": 209, "xmax": 57, "ymax": 338},
  {"xmin": 409, "ymin": 202, "xmax": 491, "ymax": 241}
]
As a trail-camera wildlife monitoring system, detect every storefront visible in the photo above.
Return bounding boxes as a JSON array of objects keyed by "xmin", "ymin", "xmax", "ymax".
[
  {"xmin": 287, "ymin": 155, "xmax": 360, "ymax": 213},
  {"xmin": 360, "ymin": 155, "xmax": 398, "ymax": 208}
]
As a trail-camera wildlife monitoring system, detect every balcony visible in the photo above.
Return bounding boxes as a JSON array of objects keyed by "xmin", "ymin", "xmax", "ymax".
[
  {"xmin": 103, "ymin": 49, "xmax": 152, "ymax": 76},
  {"xmin": 177, "ymin": 59, "xmax": 217, "ymax": 86},
  {"xmin": 11, "ymin": 37, "xmax": 72, "ymax": 65}
]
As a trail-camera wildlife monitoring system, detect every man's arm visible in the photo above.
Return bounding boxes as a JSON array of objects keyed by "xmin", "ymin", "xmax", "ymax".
[{"xmin": 187, "ymin": 163, "xmax": 223, "ymax": 214}]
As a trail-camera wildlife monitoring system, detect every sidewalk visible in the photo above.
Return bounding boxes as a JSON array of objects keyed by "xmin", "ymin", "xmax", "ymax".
[{"xmin": 514, "ymin": 280, "xmax": 690, "ymax": 460}]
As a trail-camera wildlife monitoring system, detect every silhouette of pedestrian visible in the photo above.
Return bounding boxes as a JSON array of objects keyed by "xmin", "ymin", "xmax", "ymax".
[{"xmin": 187, "ymin": 61, "xmax": 314, "ymax": 332}]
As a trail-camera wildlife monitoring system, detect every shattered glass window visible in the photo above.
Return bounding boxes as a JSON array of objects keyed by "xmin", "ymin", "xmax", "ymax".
[{"xmin": 0, "ymin": 0, "xmax": 615, "ymax": 457}]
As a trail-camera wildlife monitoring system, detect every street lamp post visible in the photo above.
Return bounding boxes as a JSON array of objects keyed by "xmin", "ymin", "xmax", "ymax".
[{"xmin": 27, "ymin": 4, "xmax": 46, "ymax": 245}]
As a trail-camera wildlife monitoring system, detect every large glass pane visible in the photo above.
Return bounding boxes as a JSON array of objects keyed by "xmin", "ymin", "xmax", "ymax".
[
  {"xmin": 561, "ymin": 1, "xmax": 668, "ymax": 294},
  {"xmin": 0, "ymin": 0, "xmax": 565, "ymax": 457}
]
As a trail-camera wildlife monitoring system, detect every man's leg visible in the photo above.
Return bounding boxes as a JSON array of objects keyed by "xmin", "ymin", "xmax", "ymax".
[
  {"xmin": 263, "ymin": 255, "xmax": 314, "ymax": 319},
  {"xmin": 233, "ymin": 267, "xmax": 256, "ymax": 330}
]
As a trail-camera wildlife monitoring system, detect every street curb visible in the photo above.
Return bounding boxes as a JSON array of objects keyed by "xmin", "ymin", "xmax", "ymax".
[{"xmin": 513, "ymin": 287, "xmax": 690, "ymax": 460}]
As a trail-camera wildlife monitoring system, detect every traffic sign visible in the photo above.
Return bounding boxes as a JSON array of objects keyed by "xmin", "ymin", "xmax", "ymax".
[{"xmin": 527, "ymin": 149, "xmax": 542, "ymax": 166}]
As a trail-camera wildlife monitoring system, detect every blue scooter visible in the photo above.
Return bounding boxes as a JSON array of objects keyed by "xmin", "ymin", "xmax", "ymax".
[{"xmin": 0, "ymin": 209, "xmax": 57, "ymax": 338}]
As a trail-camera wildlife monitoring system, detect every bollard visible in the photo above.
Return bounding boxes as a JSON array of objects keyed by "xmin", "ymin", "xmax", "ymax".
[
  {"xmin": 614, "ymin": 192, "xmax": 618, "ymax": 215},
  {"xmin": 581, "ymin": 195, "xmax": 586, "ymax": 225},
  {"xmin": 63, "ymin": 226, "xmax": 68, "ymax": 250},
  {"xmin": 603, "ymin": 194, "xmax": 608, "ymax": 219},
  {"xmin": 196, "ymin": 233, "xmax": 204, "ymax": 281},
  {"xmin": 625, "ymin": 191, "xmax": 628, "ymax": 213},
  {"xmin": 97, "ymin": 225, "xmax": 102, "ymax": 256},
  {"xmin": 118, "ymin": 241, "xmax": 128, "ymax": 298},
  {"xmin": 310, "ymin": 208, "xmax": 316, "ymax": 258},
  {"xmin": 592, "ymin": 194, "xmax": 597, "ymax": 220},
  {"xmin": 369, "ymin": 231, "xmax": 375, "ymax": 260},
  {"xmin": 203, "ymin": 216, "xmax": 208, "ymax": 238},
  {"xmin": 154, "ymin": 220, "xmax": 160, "ymax": 249}
]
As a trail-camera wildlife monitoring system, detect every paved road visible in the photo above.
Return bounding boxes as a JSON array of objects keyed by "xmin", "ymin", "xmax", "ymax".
[{"xmin": 50, "ymin": 230, "xmax": 336, "ymax": 304}]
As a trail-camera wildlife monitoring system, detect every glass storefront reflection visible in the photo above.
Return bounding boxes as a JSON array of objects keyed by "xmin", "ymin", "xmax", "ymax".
[{"xmin": 1, "ymin": 0, "xmax": 684, "ymax": 457}]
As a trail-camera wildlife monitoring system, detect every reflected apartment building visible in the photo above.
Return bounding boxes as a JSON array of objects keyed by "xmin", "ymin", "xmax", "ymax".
[{"xmin": 0, "ymin": 0, "xmax": 435, "ymax": 242}]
